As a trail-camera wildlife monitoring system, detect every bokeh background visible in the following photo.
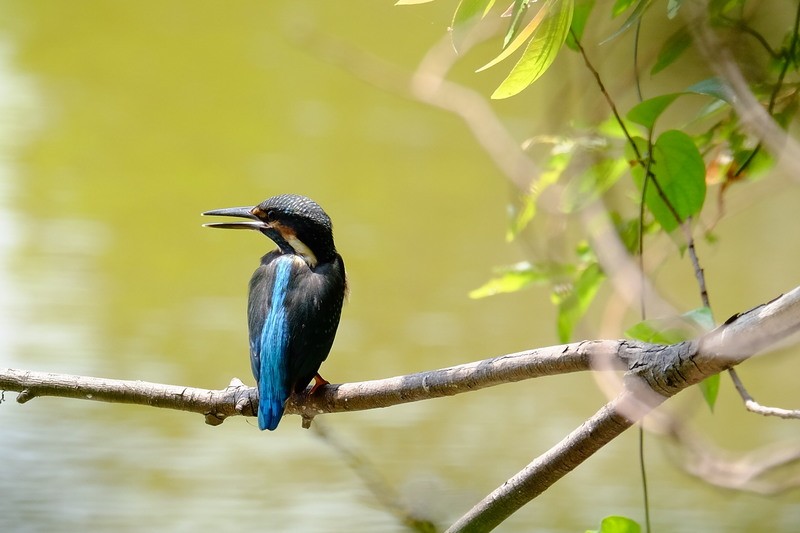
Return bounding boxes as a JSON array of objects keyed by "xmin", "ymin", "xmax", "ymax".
[{"xmin": 1, "ymin": 1, "xmax": 799, "ymax": 531}]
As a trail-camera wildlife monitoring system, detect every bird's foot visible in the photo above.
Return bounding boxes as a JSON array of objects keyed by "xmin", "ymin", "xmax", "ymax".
[{"xmin": 308, "ymin": 373, "xmax": 329, "ymax": 395}]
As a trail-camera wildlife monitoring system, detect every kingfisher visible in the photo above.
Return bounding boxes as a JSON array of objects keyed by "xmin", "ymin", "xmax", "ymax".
[{"xmin": 202, "ymin": 194, "xmax": 346, "ymax": 431}]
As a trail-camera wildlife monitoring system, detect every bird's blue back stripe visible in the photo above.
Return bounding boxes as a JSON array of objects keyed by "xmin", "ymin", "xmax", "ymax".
[{"xmin": 258, "ymin": 256, "xmax": 293, "ymax": 430}]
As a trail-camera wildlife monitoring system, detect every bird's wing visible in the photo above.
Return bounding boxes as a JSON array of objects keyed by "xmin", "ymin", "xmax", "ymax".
[{"xmin": 283, "ymin": 254, "xmax": 346, "ymax": 393}]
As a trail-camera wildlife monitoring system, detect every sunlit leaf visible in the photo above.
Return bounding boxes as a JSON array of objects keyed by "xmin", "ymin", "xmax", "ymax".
[
  {"xmin": 508, "ymin": 148, "xmax": 572, "ymax": 240},
  {"xmin": 601, "ymin": 0, "xmax": 653, "ymax": 45},
  {"xmin": 503, "ymin": 0, "xmax": 531, "ymax": 49},
  {"xmin": 629, "ymin": 131, "xmax": 705, "ymax": 232},
  {"xmin": 452, "ymin": 0, "xmax": 496, "ymax": 53},
  {"xmin": 667, "ymin": 0, "xmax": 684, "ymax": 18},
  {"xmin": 651, "ymin": 26, "xmax": 691, "ymax": 74},
  {"xmin": 709, "ymin": 0, "xmax": 745, "ymax": 17},
  {"xmin": 555, "ymin": 262, "xmax": 604, "ymax": 342},
  {"xmin": 586, "ymin": 515, "xmax": 642, "ymax": 533},
  {"xmin": 491, "ymin": 0, "xmax": 574, "ymax": 99},
  {"xmin": 477, "ymin": 0, "xmax": 555, "ymax": 72},
  {"xmin": 565, "ymin": 0, "xmax": 595, "ymax": 51},
  {"xmin": 562, "ymin": 157, "xmax": 628, "ymax": 212},
  {"xmin": 597, "ymin": 115, "xmax": 636, "ymax": 139},
  {"xmin": 611, "ymin": 0, "xmax": 637, "ymax": 17},
  {"xmin": 469, "ymin": 261, "xmax": 572, "ymax": 298},
  {"xmin": 507, "ymin": 194, "xmax": 537, "ymax": 241}
]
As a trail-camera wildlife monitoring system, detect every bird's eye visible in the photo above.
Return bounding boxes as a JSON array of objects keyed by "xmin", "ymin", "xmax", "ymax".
[{"xmin": 265, "ymin": 209, "xmax": 276, "ymax": 221}]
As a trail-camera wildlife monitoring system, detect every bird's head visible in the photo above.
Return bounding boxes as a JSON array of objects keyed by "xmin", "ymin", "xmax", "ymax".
[{"xmin": 203, "ymin": 194, "xmax": 336, "ymax": 267}]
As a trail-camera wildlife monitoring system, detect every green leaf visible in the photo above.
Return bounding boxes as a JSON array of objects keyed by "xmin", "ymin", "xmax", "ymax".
[
  {"xmin": 452, "ymin": 0, "xmax": 496, "ymax": 52},
  {"xmin": 490, "ymin": 0, "xmax": 574, "ymax": 99},
  {"xmin": 611, "ymin": 0, "xmax": 637, "ymax": 17},
  {"xmin": 684, "ymin": 77, "xmax": 734, "ymax": 103},
  {"xmin": 627, "ymin": 94, "xmax": 680, "ymax": 130},
  {"xmin": 651, "ymin": 26, "xmax": 691, "ymax": 75},
  {"xmin": 555, "ymin": 262, "xmax": 604, "ymax": 342},
  {"xmin": 684, "ymin": 305, "xmax": 714, "ymax": 330},
  {"xmin": 507, "ymin": 147, "xmax": 572, "ymax": 240},
  {"xmin": 506, "ymin": 194, "xmax": 537, "ymax": 241},
  {"xmin": 477, "ymin": 0, "xmax": 555, "ymax": 72},
  {"xmin": 626, "ymin": 319, "xmax": 685, "ymax": 344},
  {"xmin": 586, "ymin": 515, "xmax": 641, "ymax": 533},
  {"xmin": 562, "ymin": 157, "xmax": 628, "ymax": 212},
  {"xmin": 625, "ymin": 306, "xmax": 713, "ymax": 344},
  {"xmin": 612, "ymin": 214, "xmax": 653, "ymax": 254},
  {"xmin": 565, "ymin": 0, "xmax": 595, "ymax": 51},
  {"xmin": 633, "ymin": 130, "xmax": 706, "ymax": 232},
  {"xmin": 708, "ymin": 0, "xmax": 745, "ymax": 17},
  {"xmin": 699, "ymin": 374, "xmax": 720, "ymax": 411},
  {"xmin": 601, "ymin": 0, "xmax": 653, "ymax": 45},
  {"xmin": 626, "ymin": 78, "xmax": 733, "ymax": 130},
  {"xmin": 666, "ymin": 0, "xmax": 683, "ymax": 18},
  {"xmin": 469, "ymin": 261, "xmax": 569, "ymax": 298},
  {"xmin": 503, "ymin": 0, "xmax": 531, "ymax": 49}
]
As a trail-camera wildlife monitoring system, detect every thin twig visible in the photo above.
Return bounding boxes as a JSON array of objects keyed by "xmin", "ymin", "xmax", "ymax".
[
  {"xmin": 728, "ymin": 367, "xmax": 800, "ymax": 419},
  {"xmin": 571, "ymin": 29, "xmax": 711, "ymax": 312}
]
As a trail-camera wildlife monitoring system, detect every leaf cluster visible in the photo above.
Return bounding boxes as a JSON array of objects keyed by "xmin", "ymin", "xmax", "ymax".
[
  {"xmin": 427, "ymin": 0, "xmax": 800, "ymax": 344},
  {"xmin": 395, "ymin": 3, "xmax": 800, "ymax": 524}
]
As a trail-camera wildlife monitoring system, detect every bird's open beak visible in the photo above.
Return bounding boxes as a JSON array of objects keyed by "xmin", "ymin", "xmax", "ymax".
[{"xmin": 202, "ymin": 206, "xmax": 267, "ymax": 230}]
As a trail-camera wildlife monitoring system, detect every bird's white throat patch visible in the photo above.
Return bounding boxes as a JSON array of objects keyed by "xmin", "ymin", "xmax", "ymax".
[{"xmin": 285, "ymin": 234, "xmax": 318, "ymax": 268}]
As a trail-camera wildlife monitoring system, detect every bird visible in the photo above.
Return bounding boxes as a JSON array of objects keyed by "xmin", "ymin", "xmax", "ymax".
[{"xmin": 202, "ymin": 194, "xmax": 346, "ymax": 430}]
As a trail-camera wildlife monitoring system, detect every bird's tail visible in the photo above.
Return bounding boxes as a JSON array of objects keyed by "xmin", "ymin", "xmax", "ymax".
[{"xmin": 258, "ymin": 386, "xmax": 287, "ymax": 431}]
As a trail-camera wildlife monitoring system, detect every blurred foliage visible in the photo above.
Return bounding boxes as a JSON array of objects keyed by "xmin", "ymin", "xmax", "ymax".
[
  {"xmin": 416, "ymin": 0, "xmax": 800, "ymax": 345},
  {"xmin": 586, "ymin": 515, "xmax": 642, "ymax": 533},
  {"xmin": 410, "ymin": 1, "xmax": 800, "ymax": 524}
]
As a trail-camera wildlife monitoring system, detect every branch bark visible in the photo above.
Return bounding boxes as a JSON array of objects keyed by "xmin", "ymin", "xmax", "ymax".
[{"xmin": 2, "ymin": 286, "xmax": 799, "ymax": 531}]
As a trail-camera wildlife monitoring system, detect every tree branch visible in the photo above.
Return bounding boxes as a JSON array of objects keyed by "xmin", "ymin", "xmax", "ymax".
[
  {"xmin": 3, "ymin": 286, "xmax": 800, "ymax": 532},
  {"xmin": 728, "ymin": 367, "xmax": 800, "ymax": 419},
  {"xmin": 447, "ymin": 391, "xmax": 641, "ymax": 532},
  {"xmin": 0, "ymin": 341, "xmax": 613, "ymax": 425},
  {"xmin": 3, "ymin": 287, "xmax": 799, "ymax": 424},
  {"xmin": 447, "ymin": 285, "xmax": 800, "ymax": 531}
]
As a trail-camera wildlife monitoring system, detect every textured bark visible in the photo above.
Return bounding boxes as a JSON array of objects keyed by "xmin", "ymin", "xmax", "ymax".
[{"xmin": 2, "ymin": 286, "xmax": 799, "ymax": 531}]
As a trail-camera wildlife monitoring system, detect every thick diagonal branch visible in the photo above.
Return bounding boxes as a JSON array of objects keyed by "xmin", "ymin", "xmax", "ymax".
[{"xmin": 447, "ymin": 285, "xmax": 800, "ymax": 532}]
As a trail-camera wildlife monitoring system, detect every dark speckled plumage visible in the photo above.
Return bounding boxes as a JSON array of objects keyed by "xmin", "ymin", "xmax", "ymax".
[{"xmin": 203, "ymin": 194, "xmax": 346, "ymax": 430}]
